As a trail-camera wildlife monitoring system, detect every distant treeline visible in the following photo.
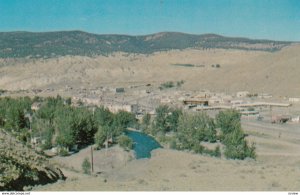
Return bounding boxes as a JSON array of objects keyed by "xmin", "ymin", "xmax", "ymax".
[{"xmin": 0, "ymin": 31, "xmax": 291, "ymax": 58}]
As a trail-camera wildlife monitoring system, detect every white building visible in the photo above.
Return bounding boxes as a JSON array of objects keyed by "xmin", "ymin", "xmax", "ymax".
[
  {"xmin": 291, "ymin": 116, "xmax": 300, "ymax": 123},
  {"xmin": 106, "ymin": 104, "xmax": 138, "ymax": 113},
  {"xmin": 289, "ymin": 98, "xmax": 300, "ymax": 103},
  {"xmin": 236, "ymin": 91, "xmax": 250, "ymax": 98}
]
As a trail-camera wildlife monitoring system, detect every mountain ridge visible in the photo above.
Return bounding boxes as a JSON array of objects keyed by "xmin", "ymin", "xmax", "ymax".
[{"xmin": 0, "ymin": 31, "xmax": 293, "ymax": 58}]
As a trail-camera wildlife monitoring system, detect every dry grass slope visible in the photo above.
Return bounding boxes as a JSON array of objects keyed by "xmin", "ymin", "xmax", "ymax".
[{"xmin": 0, "ymin": 44, "xmax": 299, "ymax": 96}]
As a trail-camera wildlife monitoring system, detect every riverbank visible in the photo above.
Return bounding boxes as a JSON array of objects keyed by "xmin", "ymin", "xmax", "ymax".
[
  {"xmin": 33, "ymin": 119, "xmax": 300, "ymax": 191},
  {"xmin": 50, "ymin": 145, "xmax": 134, "ymax": 175},
  {"xmin": 33, "ymin": 147, "xmax": 300, "ymax": 191}
]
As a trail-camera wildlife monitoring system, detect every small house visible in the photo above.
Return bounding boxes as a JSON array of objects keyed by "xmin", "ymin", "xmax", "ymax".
[
  {"xmin": 236, "ymin": 91, "xmax": 250, "ymax": 98},
  {"xmin": 183, "ymin": 99, "xmax": 209, "ymax": 106}
]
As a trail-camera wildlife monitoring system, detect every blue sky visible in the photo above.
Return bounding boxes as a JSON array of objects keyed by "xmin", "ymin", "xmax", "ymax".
[{"xmin": 0, "ymin": 0, "xmax": 299, "ymax": 41}]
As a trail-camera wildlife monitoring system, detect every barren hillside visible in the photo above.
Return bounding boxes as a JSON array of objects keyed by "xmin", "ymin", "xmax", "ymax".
[{"xmin": 0, "ymin": 44, "xmax": 299, "ymax": 96}]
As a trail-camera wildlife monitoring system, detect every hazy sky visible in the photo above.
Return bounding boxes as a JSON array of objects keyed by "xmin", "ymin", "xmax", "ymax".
[{"xmin": 0, "ymin": 0, "xmax": 299, "ymax": 41}]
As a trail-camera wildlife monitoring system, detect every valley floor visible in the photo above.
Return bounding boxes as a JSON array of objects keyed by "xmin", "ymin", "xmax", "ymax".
[{"xmin": 33, "ymin": 119, "xmax": 300, "ymax": 191}]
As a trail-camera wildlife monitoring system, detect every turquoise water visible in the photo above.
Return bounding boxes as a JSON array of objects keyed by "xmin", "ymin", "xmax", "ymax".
[{"xmin": 125, "ymin": 130, "xmax": 162, "ymax": 159}]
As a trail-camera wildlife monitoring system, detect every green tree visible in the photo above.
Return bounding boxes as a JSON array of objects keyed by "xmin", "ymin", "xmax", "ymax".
[
  {"xmin": 0, "ymin": 97, "xmax": 32, "ymax": 131},
  {"xmin": 94, "ymin": 106, "xmax": 114, "ymax": 127},
  {"xmin": 71, "ymin": 108, "xmax": 97, "ymax": 147},
  {"xmin": 223, "ymin": 127, "xmax": 256, "ymax": 159},
  {"xmin": 36, "ymin": 96, "xmax": 64, "ymax": 124},
  {"xmin": 117, "ymin": 135, "xmax": 133, "ymax": 150},
  {"xmin": 216, "ymin": 109, "xmax": 256, "ymax": 160},
  {"xmin": 41, "ymin": 127, "xmax": 55, "ymax": 150},
  {"xmin": 142, "ymin": 113, "xmax": 151, "ymax": 127},
  {"xmin": 153, "ymin": 105, "xmax": 170, "ymax": 135},
  {"xmin": 82, "ymin": 158, "xmax": 91, "ymax": 175},
  {"xmin": 94, "ymin": 125, "xmax": 110, "ymax": 149},
  {"xmin": 65, "ymin": 97, "xmax": 72, "ymax": 105},
  {"xmin": 216, "ymin": 109, "xmax": 241, "ymax": 135},
  {"xmin": 113, "ymin": 111, "xmax": 137, "ymax": 132},
  {"xmin": 167, "ymin": 108, "xmax": 183, "ymax": 132},
  {"xmin": 141, "ymin": 113, "xmax": 151, "ymax": 133},
  {"xmin": 176, "ymin": 112, "xmax": 217, "ymax": 150},
  {"xmin": 54, "ymin": 107, "xmax": 75, "ymax": 148}
]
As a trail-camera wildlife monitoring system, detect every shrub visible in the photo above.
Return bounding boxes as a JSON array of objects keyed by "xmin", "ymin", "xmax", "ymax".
[
  {"xmin": 203, "ymin": 145, "xmax": 221, "ymax": 158},
  {"xmin": 177, "ymin": 112, "xmax": 217, "ymax": 149},
  {"xmin": 58, "ymin": 148, "xmax": 69, "ymax": 156},
  {"xmin": 216, "ymin": 109, "xmax": 241, "ymax": 135},
  {"xmin": 159, "ymin": 81, "xmax": 174, "ymax": 90},
  {"xmin": 216, "ymin": 109, "xmax": 256, "ymax": 160},
  {"xmin": 169, "ymin": 138, "xmax": 177, "ymax": 149},
  {"xmin": 41, "ymin": 127, "xmax": 54, "ymax": 150},
  {"xmin": 141, "ymin": 113, "xmax": 151, "ymax": 132},
  {"xmin": 118, "ymin": 135, "xmax": 133, "ymax": 151},
  {"xmin": 176, "ymin": 80, "xmax": 185, "ymax": 87},
  {"xmin": 192, "ymin": 144, "xmax": 205, "ymax": 154},
  {"xmin": 82, "ymin": 158, "xmax": 91, "ymax": 175},
  {"xmin": 214, "ymin": 145, "xmax": 221, "ymax": 157},
  {"xmin": 223, "ymin": 128, "xmax": 256, "ymax": 160},
  {"xmin": 94, "ymin": 125, "xmax": 109, "ymax": 149}
]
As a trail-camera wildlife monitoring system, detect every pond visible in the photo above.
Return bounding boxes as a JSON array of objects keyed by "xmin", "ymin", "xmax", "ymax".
[{"xmin": 125, "ymin": 130, "xmax": 162, "ymax": 159}]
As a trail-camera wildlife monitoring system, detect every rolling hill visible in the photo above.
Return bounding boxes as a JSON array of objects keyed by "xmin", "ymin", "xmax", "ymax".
[
  {"xmin": 0, "ymin": 31, "xmax": 299, "ymax": 97},
  {"xmin": 0, "ymin": 31, "xmax": 292, "ymax": 58}
]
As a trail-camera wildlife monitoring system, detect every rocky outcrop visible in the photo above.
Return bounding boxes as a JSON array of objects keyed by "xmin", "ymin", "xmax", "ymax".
[{"xmin": 0, "ymin": 130, "xmax": 65, "ymax": 191}]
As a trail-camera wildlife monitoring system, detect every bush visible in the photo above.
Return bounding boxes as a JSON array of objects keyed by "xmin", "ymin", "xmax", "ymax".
[
  {"xmin": 94, "ymin": 125, "xmax": 109, "ymax": 149},
  {"xmin": 169, "ymin": 138, "xmax": 177, "ymax": 149},
  {"xmin": 176, "ymin": 112, "xmax": 217, "ymax": 149},
  {"xmin": 192, "ymin": 144, "xmax": 205, "ymax": 154},
  {"xmin": 82, "ymin": 158, "xmax": 91, "ymax": 175},
  {"xmin": 141, "ymin": 113, "xmax": 151, "ymax": 131},
  {"xmin": 214, "ymin": 145, "xmax": 221, "ymax": 157},
  {"xmin": 176, "ymin": 80, "xmax": 185, "ymax": 87},
  {"xmin": 41, "ymin": 127, "xmax": 55, "ymax": 150},
  {"xmin": 58, "ymin": 148, "xmax": 69, "ymax": 156},
  {"xmin": 203, "ymin": 145, "xmax": 221, "ymax": 158},
  {"xmin": 159, "ymin": 81, "xmax": 174, "ymax": 90},
  {"xmin": 223, "ymin": 128, "xmax": 256, "ymax": 160},
  {"xmin": 216, "ymin": 109, "xmax": 241, "ymax": 135},
  {"xmin": 118, "ymin": 135, "xmax": 133, "ymax": 151}
]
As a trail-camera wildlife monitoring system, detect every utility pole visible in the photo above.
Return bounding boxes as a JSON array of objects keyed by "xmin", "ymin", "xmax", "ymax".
[{"xmin": 90, "ymin": 146, "xmax": 94, "ymax": 173}]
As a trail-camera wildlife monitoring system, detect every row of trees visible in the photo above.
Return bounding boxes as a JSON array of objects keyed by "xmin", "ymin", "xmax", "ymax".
[
  {"xmin": 0, "ymin": 97, "xmax": 32, "ymax": 143},
  {"xmin": 141, "ymin": 105, "xmax": 255, "ymax": 160},
  {"xmin": 216, "ymin": 110, "xmax": 256, "ymax": 159},
  {"xmin": 0, "ymin": 96, "xmax": 255, "ymax": 160},
  {"xmin": 159, "ymin": 80, "xmax": 185, "ymax": 90},
  {"xmin": 0, "ymin": 96, "xmax": 137, "ymax": 153}
]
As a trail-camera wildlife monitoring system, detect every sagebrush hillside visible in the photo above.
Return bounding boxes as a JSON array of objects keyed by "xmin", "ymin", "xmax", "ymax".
[
  {"xmin": 0, "ymin": 31, "xmax": 292, "ymax": 58},
  {"xmin": 0, "ymin": 129, "xmax": 65, "ymax": 191}
]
